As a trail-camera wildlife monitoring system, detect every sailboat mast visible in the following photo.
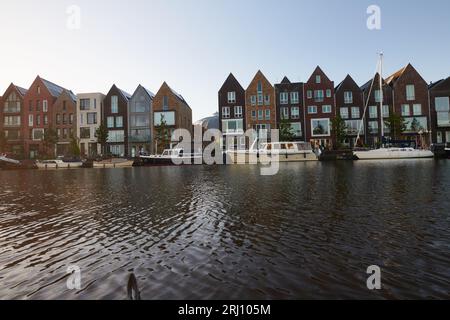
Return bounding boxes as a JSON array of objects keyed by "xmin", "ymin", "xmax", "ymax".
[{"xmin": 379, "ymin": 52, "xmax": 384, "ymax": 139}]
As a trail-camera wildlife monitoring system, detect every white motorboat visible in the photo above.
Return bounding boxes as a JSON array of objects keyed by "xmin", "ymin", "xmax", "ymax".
[
  {"xmin": 354, "ymin": 147, "xmax": 434, "ymax": 160},
  {"xmin": 36, "ymin": 159, "xmax": 83, "ymax": 169},
  {"xmin": 0, "ymin": 154, "xmax": 20, "ymax": 165},
  {"xmin": 226, "ymin": 140, "xmax": 318, "ymax": 164},
  {"xmin": 93, "ymin": 159, "xmax": 134, "ymax": 168},
  {"xmin": 139, "ymin": 148, "xmax": 203, "ymax": 166}
]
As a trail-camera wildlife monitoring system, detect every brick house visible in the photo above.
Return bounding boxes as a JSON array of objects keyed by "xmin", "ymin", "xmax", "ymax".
[
  {"xmin": 22, "ymin": 76, "xmax": 73, "ymax": 159},
  {"xmin": 53, "ymin": 89, "xmax": 77, "ymax": 157},
  {"xmin": 275, "ymin": 77, "xmax": 304, "ymax": 141},
  {"xmin": 103, "ymin": 84, "xmax": 131, "ymax": 157},
  {"xmin": 218, "ymin": 73, "xmax": 246, "ymax": 150},
  {"xmin": 1, "ymin": 83, "xmax": 28, "ymax": 158},
  {"xmin": 335, "ymin": 75, "xmax": 365, "ymax": 148},
  {"xmin": 152, "ymin": 82, "xmax": 192, "ymax": 153},
  {"xmin": 304, "ymin": 66, "xmax": 335, "ymax": 148},
  {"xmin": 385, "ymin": 64, "xmax": 431, "ymax": 147},
  {"xmin": 245, "ymin": 70, "xmax": 276, "ymax": 142},
  {"xmin": 429, "ymin": 77, "xmax": 450, "ymax": 145}
]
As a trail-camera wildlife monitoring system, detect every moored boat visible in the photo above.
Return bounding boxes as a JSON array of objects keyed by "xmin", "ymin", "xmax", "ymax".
[
  {"xmin": 354, "ymin": 147, "xmax": 434, "ymax": 160},
  {"xmin": 226, "ymin": 140, "xmax": 318, "ymax": 164},
  {"xmin": 138, "ymin": 148, "xmax": 203, "ymax": 166},
  {"xmin": 36, "ymin": 159, "xmax": 83, "ymax": 169},
  {"xmin": 93, "ymin": 158, "xmax": 134, "ymax": 168}
]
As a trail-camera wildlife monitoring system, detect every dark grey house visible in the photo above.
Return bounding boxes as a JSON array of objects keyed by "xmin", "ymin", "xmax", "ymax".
[{"xmin": 128, "ymin": 84, "xmax": 155, "ymax": 157}]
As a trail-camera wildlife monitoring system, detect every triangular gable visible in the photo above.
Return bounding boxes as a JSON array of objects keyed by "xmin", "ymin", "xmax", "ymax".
[
  {"xmin": 306, "ymin": 66, "xmax": 332, "ymax": 84},
  {"xmin": 219, "ymin": 73, "xmax": 245, "ymax": 92}
]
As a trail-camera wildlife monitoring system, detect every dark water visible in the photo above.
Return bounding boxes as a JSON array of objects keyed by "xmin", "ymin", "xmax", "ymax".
[{"xmin": 0, "ymin": 161, "xmax": 449, "ymax": 300}]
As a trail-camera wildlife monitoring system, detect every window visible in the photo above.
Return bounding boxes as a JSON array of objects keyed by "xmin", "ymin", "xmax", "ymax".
[
  {"xmin": 374, "ymin": 90, "xmax": 381, "ymax": 103},
  {"xmin": 36, "ymin": 100, "xmax": 40, "ymax": 112},
  {"xmin": 435, "ymin": 97, "xmax": 450, "ymax": 127},
  {"xmin": 130, "ymin": 115, "xmax": 149, "ymax": 127},
  {"xmin": 80, "ymin": 114, "xmax": 83, "ymax": 125},
  {"xmin": 222, "ymin": 119, "xmax": 244, "ymax": 134},
  {"xmin": 63, "ymin": 128, "xmax": 68, "ymax": 139},
  {"xmin": 382, "ymin": 105, "xmax": 390, "ymax": 118},
  {"xmin": 344, "ymin": 91, "xmax": 353, "ymax": 104},
  {"xmin": 43, "ymin": 100, "xmax": 48, "ymax": 112},
  {"xmin": 280, "ymin": 92, "xmax": 289, "ymax": 104},
  {"xmin": 80, "ymin": 127, "xmax": 91, "ymax": 139},
  {"xmin": 251, "ymin": 95, "xmax": 256, "ymax": 106},
  {"xmin": 322, "ymin": 105, "xmax": 332, "ymax": 113},
  {"xmin": 326, "ymin": 89, "xmax": 332, "ymax": 98},
  {"xmin": 291, "ymin": 92, "xmax": 299, "ymax": 104},
  {"xmin": 340, "ymin": 107, "xmax": 349, "ymax": 119},
  {"xmin": 308, "ymin": 106, "xmax": 317, "ymax": 114},
  {"xmin": 108, "ymin": 130, "xmax": 125, "ymax": 143},
  {"xmin": 115, "ymin": 116, "xmax": 123, "ymax": 127},
  {"xmin": 413, "ymin": 104, "xmax": 422, "ymax": 116},
  {"xmin": 107, "ymin": 116, "xmax": 114, "ymax": 128},
  {"xmin": 63, "ymin": 114, "xmax": 67, "ymax": 124},
  {"xmin": 290, "ymin": 123, "xmax": 302, "ymax": 137},
  {"xmin": 257, "ymin": 94, "xmax": 263, "ymax": 105},
  {"xmin": 315, "ymin": 75, "xmax": 321, "ymax": 84},
  {"xmin": 32, "ymin": 128, "xmax": 44, "ymax": 141},
  {"xmin": 94, "ymin": 99, "xmax": 97, "ymax": 109},
  {"xmin": 87, "ymin": 113, "xmax": 97, "ymax": 125},
  {"xmin": 36, "ymin": 115, "xmax": 41, "ymax": 126},
  {"xmin": 351, "ymin": 107, "xmax": 360, "ymax": 119},
  {"xmin": 234, "ymin": 106, "xmax": 243, "ymax": 118},
  {"xmin": 154, "ymin": 111, "xmax": 175, "ymax": 126},
  {"xmin": 281, "ymin": 107, "xmax": 289, "ymax": 120},
  {"xmin": 227, "ymin": 92, "xmax": 236, "ymax": 103},
  {"xmin": 258, "ymin": 110, "xmax": 263, "ymax": 120},
  {"xmin": 404, "ymin": 117, "xmax": 428, "ymax": 133},
  {"xmin": 111, "ymin": 96, "xmax": 118, "ymax": 113},
  {"xmin": 251, "ymin": 110, "xmax": 256, "ymax": 120},
  {"xmin": 257, "ymin": 81, "xmax": 262, "ymax": 93},
  {"xmin": 264, "ymin": 95, "xmax": 270, "ymax": 105},
  {"xmin": 69, "ymin": 114, "xmax": 74, "ymax": 125},
  {"xmin": 311, "ymin": 119, "xmax": 330, "ymax": 136},
  {"xmin": 406, "ymin": 85, "xmax": 415, "ymax": 101},
  {"xmin": 29, "ymin": 115, "xmax": 33, "ymax": 126},
  {"xmin": 307, "ymin": 90, "xmax": 312, "ymax": 99},
  {"xmin": 368, "ymin": 121, "xmax": 379, "ymax": 134},
  {"xmin": 401, "ymin": 104, "xmax": 410, "ymax": 116},
  {"xmin": 63, "ymin": 101, "xmax": 67, "ymax": 112},
  {"xmin": 44, "ymin": 115, "xmax": 48, "ymax": 125},
  {"xmin": 163, "ymin": 96, "xmax": 169, "ymax": 111},
  {"xmin": 3, "ymin": 116, "xmax": 21, "ymax": 126},
  {"xmin": 314, "ymin": 90, "xmax": 324, "ymax": 102},
  {"xmin": 222, "ymin": 107, "xmax": 230, "ymax": 119},
  {"xmin": 37, "ymin": 86, "xmax": 41, "ymax": 94},
  {"xmin": 56, "ymin": 114, "xmax": 61, "ymax": 124},
  {"xmin": 80, "ymin": 99, "xmax": 90, "ymax": 110},
  {"xmin": 345, "ymin": 120, "xmax": 364, "ymax": 135},
  {"xmin": 369, "ymin": 106, "xmax": 378, "ymax": 118},
  {"xmin": 291, "ymin": 107, "xmax": 300, "ymax": 119}
]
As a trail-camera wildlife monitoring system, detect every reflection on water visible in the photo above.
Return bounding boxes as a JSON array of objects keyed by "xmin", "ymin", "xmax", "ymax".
[{"xmin": 0, "ymin": 161, "xmax": 449, "ymax": 299}]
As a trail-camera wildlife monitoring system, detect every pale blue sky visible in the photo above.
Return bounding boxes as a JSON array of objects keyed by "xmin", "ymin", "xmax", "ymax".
[{"xmin": 1, "ymin": 0, "xmax": 450, "ymax": 120}]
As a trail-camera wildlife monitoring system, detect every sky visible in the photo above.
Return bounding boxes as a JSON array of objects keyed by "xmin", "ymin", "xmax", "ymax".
[{"xmin": 1, "ymin": 0, "xmax": 450, "ymax": 121}]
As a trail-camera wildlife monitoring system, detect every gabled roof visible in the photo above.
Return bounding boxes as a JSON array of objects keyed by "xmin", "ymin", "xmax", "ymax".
[
  {"xmin": 335, "ymin": 74, "xmax": 361, "ymax": 92},
  {"xmin": 428, "ymin": 78, "xmax": 450, "ymax": 90},
  {"xmin": 108, "ymin": 84, "xmax": 131, "ymax": 101},
  {"xmin": 163, "ymin": 82, "xmax": 189, "ymax": 107},
  {"xmin": 219, "ymin": 73, "xmax": 245, "ymax": 92},
  {"xmin": 247, "ymin": 70, "xmax": 273, "ymax": 90},
  {"xmin": 360, "ymin": 73, "xmax": 386, "ymax": 92},
  {"xmin": 280, "ymin": 76, "xmax": 291, "ymax": 84},
  {"xmin": 16, "ymin": 85, "xmax": 28, "ymax": 96},
  {"xmin": 2, "ymin": 83, "xmax": 28, "ymax": 99},
  {"xmin": 132, "ymin": 84, "xmax": 155, "ymax": 100},
  {"xmin": 306, "ymin": 66, "xmax": 332, "ymax": 84},
  {"xmin": 385, "ymin": 66, "xmax": 407, "ymax": 85},
  {"xmin": 39, "ymin": 77, "xmax": 76, "ymax": 101}
]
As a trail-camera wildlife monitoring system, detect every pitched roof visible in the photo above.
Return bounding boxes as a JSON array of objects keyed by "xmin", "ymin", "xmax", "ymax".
[
  {"xmin": 335, "ymin": 74, "xmax": 361, "ymax": 92},
  {"xmin": 40, "ymin": 77, "xmax": 76, "ymax": 101},
  {"xmin": 219, "ymin": 73, "xmax": 245, "ymax": 92},
  {"xmin": 360, "ymin": 73, "xmax": 385, "ymax": 92},
  {"xmin": 133, "ymin": 84, "xmax": 155, "ymax": 99},
  {"xmin": 163, "ymin": 82, "xmax": 189, "ymax": 107},
  {"xmin": 16, "ymin": 85, "xmax": 28, "ymax": 96},
  {"xmin": 385, "ymin": 66, "xmax": 407, "ymax": 85},
  {"xmin": 428, "ymin": 78, "xmax": 446, "ymax": 90},
  {"xmin": 280, "ymin": 76, "xmax": 291, "ymax": 84}
]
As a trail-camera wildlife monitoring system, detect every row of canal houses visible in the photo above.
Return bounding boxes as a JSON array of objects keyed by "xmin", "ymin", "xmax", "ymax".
[
  {"xmin": 218, "ymin": 65, "xmax": 450, "ymax": 149},
  {"xmin": 0, "ymin": 76, "xmax": 192, "ymax": 159}
]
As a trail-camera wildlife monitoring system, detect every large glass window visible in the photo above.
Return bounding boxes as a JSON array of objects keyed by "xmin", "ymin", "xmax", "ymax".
[
  {"xmin": 108, "ymin": 130, "xmax": 125, "ymax": 143},
  {"xmin": 340, "ymin": 107, "xmax": 349, "ymax": 119},
  {"xmin": 4, "ymin": 116, "xmax": 21, "ymax": 126},
  {"xmin": 107, "ymin": 116, "xmax": 114, "ymax": 128},
  {"xmin": 311, "ymin": 119, "xmax": 330, "ymax": 136},
  {"xmin": 115, "ymin": 116, "xmax": 123, "ymax": 128},
  {"xmin": 80, "ymin": 99, "xmax": 90, "ymax": 110},
  {"xmin": 368, "ymin": 121, "xmax": 379, "ymax": 134},
  {"xmin": 314, "ymin": 90, "xmax": 324, "ymax": 102},
  {"xmin": 351, "ymin": 107, "xmax": 360, "ymax": 119},
  {"xmin": 80, "ymin": 127, "xmax": 91, "ymax": 139},
  {"xmin": 369, "ymin": 106, "xmax": 378, "ymax": 118},
  {"xmin": 404, "ymin": 117, "xmax": 428, "ymax": 133},
  {"xmin": 4, "ymin": 92, "xmax": 21, "ymax": 113},
  {"xmin": 345, "ymin": 120, "xmax": 364, "ymax": 135},
  {"xmin": 406, "ymin": 85, "xmax": 415, "ymax": 101},
  {"xmin": 401, "ymin": 104, "xmax": 410, "ymax": 117},
  {"xmin": 154, "ymin": 111, "xmax": 175, "ymax": 126},
  {"xmin": 344, "ymin": 91, "xmax": 353, "ymax": 104},
  {"xmin": 87, "ymin": 113, "xmax": 97, "ymax": 125},
  {"xmin": 111, "ymin": 96, "xmax": 118, "ymax": 113},
  {"xmin": 131, "ymin": 115, "xmax": 149, "ymax": 127},
  {"xmin": 290, "ymin": 122, "xmax": 302, "ymax": 137},
  {"xmin": 435, "ymin": 97, "xmax": 450, "ymax": 127},
  {"xmin": 280, "ymin": 92, "xmax": 288, "ymax": 105},
  {"xmin": 290, "ymin": 92, "xmax": 299, "ymax": 104},
  {"xmin": 222, "ymin": 119, "xmax": 243, "ymax": 134}
]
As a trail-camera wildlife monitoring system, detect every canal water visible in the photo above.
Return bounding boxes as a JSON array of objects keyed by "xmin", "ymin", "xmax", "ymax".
[{"xmin": 0, "ymin": 160, "xmax": 449, "ymax": 299}]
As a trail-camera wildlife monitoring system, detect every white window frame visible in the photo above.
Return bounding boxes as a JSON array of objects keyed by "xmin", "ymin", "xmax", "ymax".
[
  {"xmin": 222, "ymin": 106, "xmax": 230, "ymax": 119},
  {"xmin": 227, "ymin": 91, "xmax": 236, "ymax": 104},
  {"xmin": 406, "ymin": 85, "xmax": 415, "ymax": 101},
  {"xmin": 401, "ymin": 104, "xmax": 410, "ymax": 117},
  {"xmin": 234, "ymin": 106, "xmax": 243, "ymax": 118},
  {"xmin": 311, "ymin": 118, "xmax": 330, "ymax": 137},
  {"xmin": 308, "ymin": 106, "xmax": 317, "ymax": 114},
  {"xmin": 280, "ymin": 92, "xmax": 289, "ymax": 105},
  {"xmin": 322, "ymin": 105, "xmax": 332, "ymax": 113},
  {"xmin": 340, "ymin": 107, "xmax": 349, "ymax": 119},
  {"xmin": 344, "ymin": 91, "xmax": 353, "ymax": 104},
  {"xmin": 290, "ymin": 91, "xmax": 299, "ymax": 104},
  {"xmin": 413, "ymin": 104, "xmax": 422, "ymax": 116},
  {"xmin": 351, "ymin": 107, "xmax": 360, "ymax": 119}
]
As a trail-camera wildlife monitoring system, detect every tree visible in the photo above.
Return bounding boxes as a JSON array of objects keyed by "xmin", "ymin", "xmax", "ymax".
[
  {"xmin": 384, "ymin": 113, "xmax": 407, "ymax": 140},
  {"xmin": 43, "ymin": 127, "xmax": 59, "ymax": 158},
  {"xmin": 0, "ymin": 131, "xmax": 7, "ymax": 153},
  {"xmin": 331, "ymin": 115, "xmax": 348, "ymax": 149},
  {"xmin": 69, "ymin": 135, "xmax": 81, "ymax": 158},
  {"xmin": 155, "ymin": 115, "xmax": 170, "ymax": 153},
  {"xmin": 95, "ymin": 124, "xmax": 109, "ymax": 156},
  {"xmin": 279, "ymin": 118, "xmax": 296, "ymax": 142}
]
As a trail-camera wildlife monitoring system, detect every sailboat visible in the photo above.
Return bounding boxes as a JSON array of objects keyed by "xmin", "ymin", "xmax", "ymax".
[{"xmin": 353, "ymin": 53, "xmax": 434, "ymax": 160}]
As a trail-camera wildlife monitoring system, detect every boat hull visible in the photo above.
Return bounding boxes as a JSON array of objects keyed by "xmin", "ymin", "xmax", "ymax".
[
  {"xmin": 138, "ymin": 156, "xmax": 203, "ymax": 166},
  {"xmin": 354, "ymin": 149, "xmax": 434, "ymax": 160},
  {"xmin": 36, "ymin": 162, "xmax": 83, "ymax": 169},
  {"xmin": 93, "ymin": 160, "xmax": 134, "ymax": 168},
  {"xmin": 226, "ymin": 151, "xmax": 318, "ymax": 164}
]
